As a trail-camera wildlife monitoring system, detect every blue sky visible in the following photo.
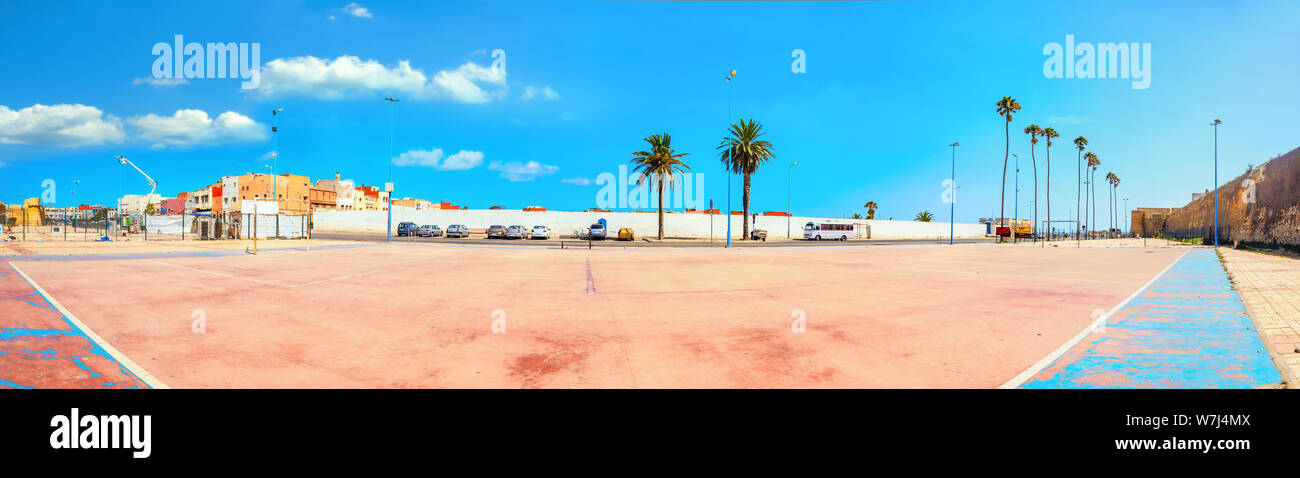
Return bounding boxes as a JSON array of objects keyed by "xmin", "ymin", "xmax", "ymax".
[{"xmin": 2, "ymin": 0, "xmax": 1297, "ymax": 224}]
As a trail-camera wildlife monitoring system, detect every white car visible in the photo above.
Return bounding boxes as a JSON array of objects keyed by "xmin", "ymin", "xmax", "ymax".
[{"xmin": 531, "ymin": 225, "xmax": 551, "ymax": 239}]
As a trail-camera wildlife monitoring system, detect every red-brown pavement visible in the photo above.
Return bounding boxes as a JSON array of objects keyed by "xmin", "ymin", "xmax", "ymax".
[{"xmin": 5, "ymin": 243, "xmax": 1186, "ymax": 388}]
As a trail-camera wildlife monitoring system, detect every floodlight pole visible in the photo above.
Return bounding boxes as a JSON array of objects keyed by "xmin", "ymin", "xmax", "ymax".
[
  {"xmin": 1212, "ymin": 118, "xmax": 1221, "ymax": 247},
  {"xmin": 724, "ymin": 70, "xmax": 735, "ymax": 247},
  {"xmin": 385, "ymin": 97, "xmax": 399, "ymax": 243},
  {"xmin": 949, "ymin": 142, "xmax": 959, "ymax": 245}
]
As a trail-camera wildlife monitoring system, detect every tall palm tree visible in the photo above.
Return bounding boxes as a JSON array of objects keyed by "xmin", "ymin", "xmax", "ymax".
[
  {"xmin": 996, "ymin": 96, "xmax": 1021, "ymax": 242},
  {"xmin": 915, "ymin": 211, "xmax": 935, "ymax": 222},
  {"xmin": 1110, "ymin": 174, "xmax": 1121, "ymax": 237},
  {"xmin": 1024, "ymin": 124, "xmax": 1042, "ymax": 241},
  {"xmin": 1083, "ymin": 151, "xmax": 1098, "ymax": 238},
  {"xmin": 631, "ymin": 133, "xmax": 691, "ymax": 239},
  {"xmin": 1105, "ymin": 172, "xmax": 1116, "ymax": 236},
  {"xmin": 1087, "ymin": 153, "xmax": 1101, "ymax": 238},
  {"xmin": 1073, "ymin": 136, "xmax": 1088, "ymax": 239},
  {"xmin": 863, "ymin": 201, "xmax": 878, "ymax": 220},
  {"xmin": 718, "ymin": 119, "xmax": 775, "ymax": 240},
  {"xmin": 1042, "ymin": 127, "xmax": 1059, "ymax": 240}
]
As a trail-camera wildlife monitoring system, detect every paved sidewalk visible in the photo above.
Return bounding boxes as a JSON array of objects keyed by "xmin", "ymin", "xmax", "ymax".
[
  {"xmin": 1218, "ymin": 247, "xmax": 1300, "ymax": 386},
  {"xmin": 1017, "ymin": 248, "xmax": 1284, "ymax": 388}
]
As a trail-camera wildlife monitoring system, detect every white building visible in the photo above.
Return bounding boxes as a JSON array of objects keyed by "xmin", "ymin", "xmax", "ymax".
[
  {"xmin": 117, "ymin": 194, "xmax": 169, "ymax": 216},
  {"xmin": 314, "ymin": 173, "xmax": 355, "ymax": 210}
]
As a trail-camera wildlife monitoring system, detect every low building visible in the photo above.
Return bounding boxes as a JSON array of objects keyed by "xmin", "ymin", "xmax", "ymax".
[
  {"xmin": 314, "ymin": 173, "xmax": 355, "ymax": 210},
  {"xmin": 309, "ymin": 187, "xmax": 338, "ymax": 210}
]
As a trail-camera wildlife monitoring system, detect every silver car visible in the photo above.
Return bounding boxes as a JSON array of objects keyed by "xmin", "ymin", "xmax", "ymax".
[
  {"xmin": 445, "ymin": 224, "xmax": 469, "ymax": 238},
  {"xmin": 505, "ymin": 225, "xmax": 526, "ymax": 239},
  {"xmin": 416, "ymin": 225, "xmax": 442, "ymax": 237}
]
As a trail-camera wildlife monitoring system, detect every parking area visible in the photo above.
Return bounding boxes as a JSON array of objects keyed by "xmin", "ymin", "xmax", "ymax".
[{"xmin": 1, "ymin": 242, "xmax": 1194, "ymax": 388}]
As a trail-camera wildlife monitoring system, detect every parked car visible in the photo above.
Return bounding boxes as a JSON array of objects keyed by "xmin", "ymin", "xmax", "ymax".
[
  {"xmin": 618, "ymin": 227, "xmax": 635, "ymax": 241},
  {"xmin": 445, "ymin": 224, "xmax": 469, "ymax": 238},
  {"xmin": 486, "ymin": 225, "xmax": 508, "ymax": 239},
  {"xmin": 531, "ymin": 225, "xmax": 551, "ymax": 239},
  {"xmin": 416, "ymin": 225, "xmax": 442, "ymax": 237},
  {"xmin": 750, "ymin": 229, "xmax": 767, "ymax": 241},
  {"xmin": 505, "ymin": 225, "xmax": 526, "ymax": 239},
  {"xmin": 396, "ymin": 221, "xmax": 418, "ymax": 237},
  {"xmin": 588, "ymin": 222, "xmax": 607, "ymax": 240}
]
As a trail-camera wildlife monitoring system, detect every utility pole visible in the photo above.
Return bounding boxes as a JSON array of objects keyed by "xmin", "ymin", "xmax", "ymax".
[{"xmin": 385, "ymin": 97, "xmax": 399, "ymax": 243}]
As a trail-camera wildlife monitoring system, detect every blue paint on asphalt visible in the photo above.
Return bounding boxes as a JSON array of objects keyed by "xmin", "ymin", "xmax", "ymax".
[{"xmin": 1021, "ymin": 248, "xmax": 1283, "ymax": 388}]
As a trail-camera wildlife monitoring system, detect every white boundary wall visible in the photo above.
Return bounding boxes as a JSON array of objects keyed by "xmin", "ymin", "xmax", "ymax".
[{"xmin": 314, "ymin": 207, "xmax": 987, "ymax": 239}]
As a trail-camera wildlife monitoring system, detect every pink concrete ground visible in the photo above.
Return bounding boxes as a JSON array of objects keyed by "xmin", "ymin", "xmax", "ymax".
[{"xmin": 7, "ymin": 243, "xmax": 1186, "ymax": 388}]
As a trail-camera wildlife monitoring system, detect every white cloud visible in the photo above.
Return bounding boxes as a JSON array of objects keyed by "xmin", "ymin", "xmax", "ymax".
[
  {"xmin": 490, "ymin": 161, "xmax": 558, "ymax": 182},
  {"xmin": 129, "ymin": 109, "xmax": 268, "ymax": 148},
  {"xmin": 561, "ymin": 177, "xmax": 592, "ymax": 186},
  {"xmin": 429, "ymin": 62, "xmax": 507, "ymax": 103},
  {"xmin": 0, "ymin": 103, "xmax": 126, "ymax": 147},
  {"xmin": 132, "ymin": 77, "xmax": 190, "ymax": 87},
  {"xmin": 254, "ymin": 55, "xmax": 507, "ymax": 103},
  {"xmin": 342, "ymin": 3, "xmax": 372, "ymax": 18},
  {"xmin": 392, "ymin": 148, "xmax": 484, "ymax": 171},
  {"xmin": 522, "ymin": 85, "xmax": 560, "ymax": 101},
  {"xmin": 328, "ymin": 15, "xmax": 337, "ymax": 21}
]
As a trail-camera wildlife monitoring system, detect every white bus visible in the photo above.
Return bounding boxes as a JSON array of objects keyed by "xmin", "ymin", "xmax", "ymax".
[{"xmin": 803, "ymin": 221, "xmax": 855, "ymax": 241}]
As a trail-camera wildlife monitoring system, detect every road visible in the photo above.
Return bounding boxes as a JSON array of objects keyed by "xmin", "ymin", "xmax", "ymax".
[{"xmin": 309, "ymin": 231, "xmax": 994, "ymax": 248}]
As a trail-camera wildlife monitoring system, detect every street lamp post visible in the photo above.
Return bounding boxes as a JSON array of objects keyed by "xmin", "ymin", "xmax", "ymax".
[
  {"xmin": 724, "ymin": 69, "xmax": 735, "ymax": 247},
  {"xmin": 1212, "ymin": 118, "xmax": 1221, "ymax": 247},
  {"xmin": 787, "ymin": 161, "xmax": 796, "ymax": 239},
  {"xmin": 385, "ymin": 97, "xmax": 399, "ymax": 243},
  {"xmin": 948, "ymin": 142, "xmax": 959, "ymax": 245},
  {"xmin": 271, "ymin": 108, "xmax": 283, "ymax": 217},
  {"xmin": 1123, "ymin": 197, "xmax": 1129, "ymax": 235}
]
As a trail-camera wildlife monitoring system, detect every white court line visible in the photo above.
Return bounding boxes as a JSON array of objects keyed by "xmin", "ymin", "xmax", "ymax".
[
  {"xmin": 141, "ymin": 259, "xmax": 290, "ymax": 287},
  {"xmin": 997, "ymin": 248, "xmax": 1191, "ymax": 389},
  {"xmin": 141, "ymin": 254, "xmax": 460, "ymax": 289},
  {"xmin": 8, "ymin": 261, "xmax": 170, "ymax": 389}
]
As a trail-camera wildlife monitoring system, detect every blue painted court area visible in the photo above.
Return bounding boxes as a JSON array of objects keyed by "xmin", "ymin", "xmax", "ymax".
[{"xmin": 1021, "ymin": 248, "xmax": 1284, "ymax": 389}]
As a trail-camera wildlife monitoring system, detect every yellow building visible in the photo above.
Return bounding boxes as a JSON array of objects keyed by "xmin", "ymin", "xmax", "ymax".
[
  {"xmin": 3, "ymin": 198, "xmax": 45, "ymax": 227},
  {"xmin": 236, "ymin": 173, "xmax": 312, "ymax": 215}
]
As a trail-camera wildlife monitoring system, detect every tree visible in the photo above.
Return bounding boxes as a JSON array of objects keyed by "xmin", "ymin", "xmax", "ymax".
[
  {"xmin": 996, "ymin": 96, "xmax": 1021, "ymax": 243},
  {"xmin": 1042, "ymin": 127, "xmax": 1059, "ymax": 240},
  {"xmin": 1086, "ymin": 153, "xmax": 1100, "ymax": 238},
  {"xmin": 915, "ymin": 211, "xmax": 935, "ymax": 222},
  {"xmin": 631, "ymin": 133, "xmax": 691, "ymax": 239},
  {"xmin": 863, "ymin": 201, "xmax": 878, "ymax": 220},
  {"xmin": 145, "ymin": 202, "xmax": 157, "ymax": 216},
  {"xmin": 718, "ymin": 119, "xmax": 774, "ymax": 239},
  {"xmin": 1024, "ymin": 124, "xmax": 1042, "ymax": 241},
  {"xmin": 1073, "ymin": 136, "xmax": 1088, "ymax": 239},
  {"xmin": 850, "ymin": 213, "xmax": 863, "ymax": 220}
]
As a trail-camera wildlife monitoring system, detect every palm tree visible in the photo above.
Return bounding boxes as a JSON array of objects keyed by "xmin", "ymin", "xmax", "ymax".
[
  {"xmin": 850, "ymin": 213, "xmax": 864, "ymax": 220},
  {"xmin": 1073, "ymin": 136, "xmax": 1088, "ymax": 238},
  {"xmin": 631, "ymin": 133, "xmax": 691, "ymax": 239},
  {"xmin": 1104, "ymin": 172, "xmax": 1116, "ymax": 237},
  {"xmin": 1042, "ymin": 127, "xmax": 1058, "ymax": 240},
  {"xmin": 1083, "ymin": 151, "xmax": 1098, "ymax": 238},
  {"xmin": 915, "ymin": 211, "xmax": 935, "ymax": 222},
  {"xmin": 996, "ymin": 96, "xmax": 1021, "ymax": 242},
  {"xmin": 1110, "ymin": 173, "xmax": 1121, "ymax": 237},
  {"xmin": 718, "ymin": 119, "xmax": 775, "ymax": 239},
  {"xmin": 1024, "ymin": 124, "xmax": 1042, "ymax": 241},
  {"xmin": 1087, "ymin": 153, "xmax": 1100, "ymax": 238},
  {"xmin": 863, "ymin": 201, "xmax": 878, "ymax": 219}
]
